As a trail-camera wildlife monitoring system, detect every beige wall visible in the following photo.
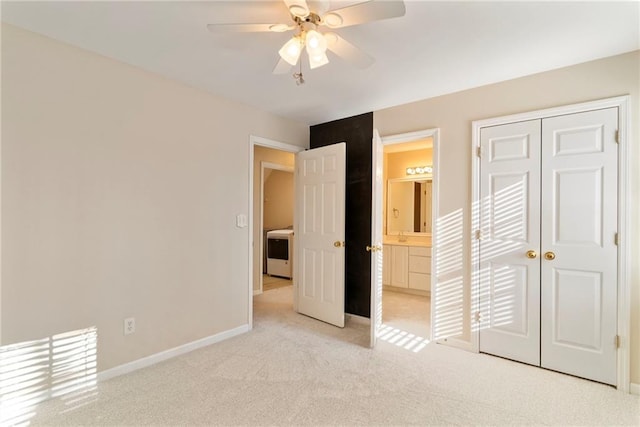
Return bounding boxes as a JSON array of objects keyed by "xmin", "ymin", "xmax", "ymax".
[
  {"xmin": 1, "ymin": 24, "xmax": 308, "ymax": 371},
  {"xmin": 252, "ymin": 146, "xmax": 295, "ymax": 292},
  {"xmin": 374, "ymin": 50, "xmax": 640, "ymax": 384},
  {"xmin": 263, "ymin": 170, "xmax": 294, "ymax": 230}
]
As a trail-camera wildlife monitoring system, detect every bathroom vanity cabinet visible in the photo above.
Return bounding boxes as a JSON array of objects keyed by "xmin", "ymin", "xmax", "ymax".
[{"xmin": 383, "ymin": 243, "xmax": 431, "ymax": 293}]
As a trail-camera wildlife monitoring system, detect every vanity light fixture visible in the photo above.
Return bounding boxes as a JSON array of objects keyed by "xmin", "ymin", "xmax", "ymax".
[{"xmin": 406, "ymin": 166, "xmax": 433, "ymax": 175}]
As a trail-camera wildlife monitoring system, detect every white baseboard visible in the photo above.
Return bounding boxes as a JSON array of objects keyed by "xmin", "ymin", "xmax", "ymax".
[
  {"xmin": 346, "ymin": 313, "xmax": 371, "ymax": 326},
  {"xmin": 383, "ymin": 285, "xmax": 429, "ymax": 298},
  {"xmin": 253, "ymin": 289, "xmax": 262, "ymax": 296},
  {"xmin": 630, "ymin": 383, "xmax": 640, "ymax": 396},
  {"xmin": 98, "ymin": 324, "xmax": 249, "ymax": 382},
  {"xmin": 436, "ymin": 336, "xmax": 474, "ymax": 352}
]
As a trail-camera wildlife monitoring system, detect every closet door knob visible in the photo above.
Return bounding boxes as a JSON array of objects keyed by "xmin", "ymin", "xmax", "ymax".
[
  {"xmin": 544, "ymin": 251, "xmax": 556, "ymax": 260},
  {"xmin": 334, "ymin": 241, "xmax": 345, "ymax": 248},
  {"xmin": 526, "ymin": 250, "xmax": 537, "ymax": 259}
]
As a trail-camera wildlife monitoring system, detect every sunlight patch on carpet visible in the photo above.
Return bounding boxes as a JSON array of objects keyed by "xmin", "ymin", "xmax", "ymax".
[{"xmin": 377, "ymin": 324, "xmax": 430, "ymax": 353}]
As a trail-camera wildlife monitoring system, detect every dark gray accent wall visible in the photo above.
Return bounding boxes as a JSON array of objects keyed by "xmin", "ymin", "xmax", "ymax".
[{"xmin": 310, "ymin": 112, "xmax": 373, "ymax": 318}]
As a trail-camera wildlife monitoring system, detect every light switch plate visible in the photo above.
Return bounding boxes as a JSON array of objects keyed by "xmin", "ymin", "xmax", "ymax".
[{"xmin": 236, "ymin": 214, "xmax": 247, "ymax": 228}]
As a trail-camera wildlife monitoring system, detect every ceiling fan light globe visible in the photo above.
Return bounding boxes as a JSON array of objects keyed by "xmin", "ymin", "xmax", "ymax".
[
  {"xmin": 308, "ymin": 52, "xmax": 329, "ymax": 69},
  {"xmin": 323, "ymin": 12, "xmax": 343, "ymax": 28},
  {"xmin": 279, "ymin": 37, "xmax": 302, "ymax": 66},
  {"xmin": 305, "ymin": 30, "xmax": 327, "ymax": 56}
]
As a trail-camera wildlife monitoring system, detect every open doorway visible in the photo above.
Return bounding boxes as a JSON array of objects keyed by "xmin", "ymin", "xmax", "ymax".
[
  {"xmin": 248, "ymin": 136, "xmax": 303, "ymax": 329},
  {"xmin": 252, "ymin": 146, "xmax": 295, "ymax": 295},
  {"xmin": 260, "ymin": 163, "xmax": 294, "ymax": 293},
  {"xmin": 371, "ymin": 129, "xmax": 439, "ymax": 349}
]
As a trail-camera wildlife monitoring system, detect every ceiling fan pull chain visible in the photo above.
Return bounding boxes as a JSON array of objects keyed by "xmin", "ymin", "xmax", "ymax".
[{"xmin": 294, "ymin": 58, "xmax": 305, "ymax": 85}]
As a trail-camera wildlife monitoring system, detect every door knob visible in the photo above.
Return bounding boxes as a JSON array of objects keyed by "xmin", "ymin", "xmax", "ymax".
[
  {"xmin": 366, "ymin": 245, "xmax": 382, "ymax": 252},
  {"xmin": 334, "ymin": 241, "xmax": 345, "ymax": 248},
  {"xmin": 544, "ymin": 251, "xmax": 556, "ymax": 260},
  {"xmin": 526, "ymin": 250, "xmax": 537, "ymax": 259}
]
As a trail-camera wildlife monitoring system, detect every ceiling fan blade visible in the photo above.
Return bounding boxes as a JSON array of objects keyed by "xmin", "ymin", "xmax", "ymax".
[
  {"xmin": 322, "ymin": 0, "xmax": 406, "ymax": 29},
  {"xmin": 283, "ymin": 0, "xmax": 310, "ymax": 18},
  {"xmin": 307, "ymin": 0, "xmax": 331, "ymax": 16},
  {"xmin": 206, "ymin": 23, "xmax": 293, "ymax": 33},
  {"xmin": 273, "ymin": 57, "xmax": 293, "ymax": 74},
  {"xmin": 324, "ymin": 33, "xmax": 375, "ymax": 69}
]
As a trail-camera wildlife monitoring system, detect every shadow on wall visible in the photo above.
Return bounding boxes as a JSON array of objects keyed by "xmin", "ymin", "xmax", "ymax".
[
  {"xmin": 432, "ymin": 207, "xmax": 465, "ymax": 340},
  {"xmin": 0, "ymin": 327, "xmax": 98, "ymax": 425}
]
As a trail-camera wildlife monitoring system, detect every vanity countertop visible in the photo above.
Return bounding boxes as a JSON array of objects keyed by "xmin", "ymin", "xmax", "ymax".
[{"xmin": 383, "ymin": 237, "xmax": 432, "ymax": 247}]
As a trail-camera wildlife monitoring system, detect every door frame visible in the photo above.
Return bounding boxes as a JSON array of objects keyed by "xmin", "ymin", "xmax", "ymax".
[
  {"xmin": 248, "ymin": 135, "xmax": 305, "ymax": 330},
  {"xmin": 470, "ymin": 95, "xmax": 631, "ymax": 392},
  {"xmin": 371, "ymin": 128, "xmax": 440, "ymax": 346},
  {"xmin": 258, "ymin": 161, "xmax": 294, "ymax": 295}
]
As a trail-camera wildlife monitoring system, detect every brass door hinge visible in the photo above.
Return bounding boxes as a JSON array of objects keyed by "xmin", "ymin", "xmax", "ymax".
[
  {"xmin": 477, "ymin": 146, "xmax": 482, "ymax": 158},
  {"xmin": 614, "ymin": 232, "xmax": 619, "ymax": 246},
  {"xmin": 615, "ymin": 130, "xmax": 619, "ymax": 144},
  {"xmin": 475, "ymin": 230, "xmax": 483, "ymax": 240},
  {"xmin": 615, "ymin": 335, "xmax": 621, "ymax": 348}
]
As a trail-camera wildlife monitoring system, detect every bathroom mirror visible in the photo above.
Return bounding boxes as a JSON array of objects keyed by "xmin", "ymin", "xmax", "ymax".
[{"xmin": 387, "ymin": 178, "xmax": 432, "ymax": 235}]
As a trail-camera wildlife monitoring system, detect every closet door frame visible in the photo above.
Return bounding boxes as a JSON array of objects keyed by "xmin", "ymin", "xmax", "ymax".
[{"xmin": 471, "ymin": 96, "xmax": 631, "ymax": 392}]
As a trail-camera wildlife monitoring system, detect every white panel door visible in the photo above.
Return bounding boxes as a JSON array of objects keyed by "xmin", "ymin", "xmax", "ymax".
[
  {"xmin": 370, "ymin": 130, "xmax": 383, "ymax": 347},
  {"xmin": 479, "ymin": 120, "xmax": 541, "ymax": 366},
  {"xmin": 295, "ymin": 143, "xmax": 346, "ymax": 327},
  {"xmin": 540, "ymin": 108, "xmax": 618, "ymax": 385}
]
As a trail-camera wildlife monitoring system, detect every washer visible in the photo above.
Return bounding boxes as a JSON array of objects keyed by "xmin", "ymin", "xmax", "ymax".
[{"xmin": 266, "ymin": 229, "xmax": 294, "ymax": 279}]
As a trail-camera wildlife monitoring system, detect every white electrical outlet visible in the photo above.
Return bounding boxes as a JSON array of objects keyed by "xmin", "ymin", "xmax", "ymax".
[{"xmin": 124, "ymin": 317, "xmax": 136, "ymax": 335}]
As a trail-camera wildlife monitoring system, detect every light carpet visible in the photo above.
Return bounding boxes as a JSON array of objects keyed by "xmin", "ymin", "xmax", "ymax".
[
  {"xmin": 262, "ymin": 274, "xmax": 293, "ymax": 292},
  {"xmin": 381, "ymin": 288, "xmax": 430, "ymax": 340},
  {"xmin": 24, "ymin": 285, "xmax": 640, "ymax": 426}
]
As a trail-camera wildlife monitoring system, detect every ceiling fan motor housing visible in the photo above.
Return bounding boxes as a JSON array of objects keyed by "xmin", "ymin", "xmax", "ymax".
[{"xmin": 294, "ymin": 12, "xmax": 322, "ymax": 28}]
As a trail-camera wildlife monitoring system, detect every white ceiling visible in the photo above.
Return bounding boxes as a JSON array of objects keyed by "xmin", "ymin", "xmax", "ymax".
[{"xmin": 2, "ymin": 1, "xmax": 638, "ymax": 125}]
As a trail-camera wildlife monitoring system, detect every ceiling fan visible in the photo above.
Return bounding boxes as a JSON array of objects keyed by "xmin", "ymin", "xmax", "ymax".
[{"xmin": 206, "ymin": 0, "xmax": 406, "ymax": 84}]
